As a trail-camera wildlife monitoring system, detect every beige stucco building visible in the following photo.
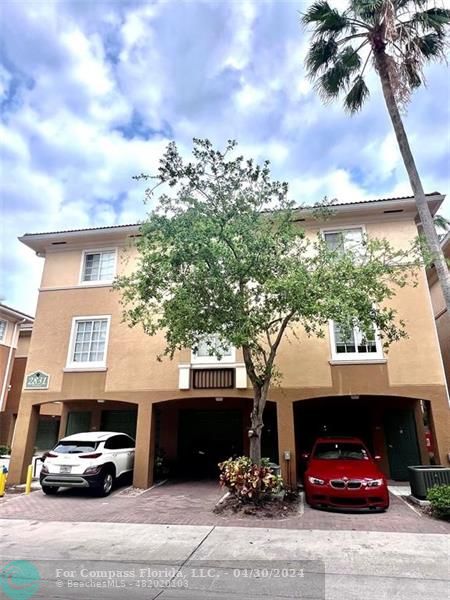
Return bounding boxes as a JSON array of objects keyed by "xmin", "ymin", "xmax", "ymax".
[
  {"xmin": 7, "ymin": 193, "xmax": 450, "ymax": 488},
  {"xmin": 0, "ymin": 304, "xmax": 34, "ymax": 447},
  {"xmin": 427, "ymin": 233, "xmax": 450, "ymax": 397}
]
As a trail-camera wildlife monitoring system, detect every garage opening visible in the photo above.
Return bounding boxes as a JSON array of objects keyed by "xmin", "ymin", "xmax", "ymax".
[
  {"xmin": 178, "ymin": 408, "xmax": 243, "ymax": 478},
  {"xmin": 295, "ymin": 398, "xmax": 373, "ymax": 454},
  {"xmin": 295, "ymin": 396, "xmax": 424, "ymax": 480},
  {"xmin": 155, "ymin": 398, "xmax": 278, "ymax": 480}
]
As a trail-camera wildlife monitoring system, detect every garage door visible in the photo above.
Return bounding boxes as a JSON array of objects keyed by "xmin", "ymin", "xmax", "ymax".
[
  {"xmin": 66, "ymin": 411, "xmax": 91, "ymax": 436},
  {"xmin": 101, "ymin": 410, "xmax": 137, "ymax": 439},
  {"xmin": 35, "ymin": 418, "xmax": 60, "ymax": 450},
  {"xmin": 178, "ymin": 409, "xmax": 243, "ymax": 478}
]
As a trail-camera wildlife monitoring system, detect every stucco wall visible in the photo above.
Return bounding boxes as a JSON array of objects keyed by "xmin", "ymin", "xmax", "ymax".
[
  {"xmin": 0, "ymin": 344, "xmax": 10, "ymax": 394},
  {"xmin": 16, "ymin": 332, "xmax": 31, "ymax": 358},
  {"xmin": 24, "ymin": 212, "xmax": 446, "ymax": 395},
  {"xmin": 5, "ymin": 356, "xmax": 27, "ymax": 413}
]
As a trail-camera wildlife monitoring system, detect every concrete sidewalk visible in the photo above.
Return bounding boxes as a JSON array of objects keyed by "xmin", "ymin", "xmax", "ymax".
[{"xmin": 1, "ymin": 519, "xmax": 448, "ymax": 599}]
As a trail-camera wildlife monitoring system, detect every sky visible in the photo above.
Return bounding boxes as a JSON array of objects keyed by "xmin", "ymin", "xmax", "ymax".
[{"xmin": 1, "ymin": 0, "xmax": 449, "ymax": 316}]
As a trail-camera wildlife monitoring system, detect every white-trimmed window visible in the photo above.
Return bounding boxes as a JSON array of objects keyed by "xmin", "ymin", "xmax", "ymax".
[
  {"xmin": 81, "ymin": 249, "xmax": 116, "ymax": 283},
  {"xmin": 323, "ymin": 227, "xmax": 364, "ymax": 254},
  {"xmin": 66, "ymin": 316, "xmax": 111, "ymax": 369},
  {"xmin": 191, "ymin": 334, "xmax": 235, "ymax": 364},
  {"xmin": 329, "ymin": 321, "xmax": 383, "ymax": 361},
  {"xmin": 0, "ymin": 320, "xmax": 7, "ymax": 342}
]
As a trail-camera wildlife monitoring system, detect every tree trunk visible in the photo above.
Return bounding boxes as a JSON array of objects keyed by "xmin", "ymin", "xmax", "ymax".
[
  {"xmin": 374, "ymin": 50, "xmax": 450, "ymax": 312},
  {"xmin": 248, "ymin": 383, "xmax": 268, "ymax": 465}
]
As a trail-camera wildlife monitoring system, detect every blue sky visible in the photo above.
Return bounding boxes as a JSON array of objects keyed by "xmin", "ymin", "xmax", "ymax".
[{"xmin": 1, "ymin": 0, "xmax": 449, "ymax": 316}]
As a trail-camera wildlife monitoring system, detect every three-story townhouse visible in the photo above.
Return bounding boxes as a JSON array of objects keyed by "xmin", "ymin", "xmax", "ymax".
[
  {"xmin": 427, "ymin": 233, "xmax": 450, "ymax": 393},
  {"xmin": 0, "ymin": 304, "xmax": 34, "ymax": 447},
  {"xmin": 7, "ymin": 193, "xmax": 450, "ymax": 489}
]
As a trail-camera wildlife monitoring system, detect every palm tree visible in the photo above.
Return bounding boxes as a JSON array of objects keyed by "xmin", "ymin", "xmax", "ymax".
[
  {"xmin": 302, "ymin": 0, "xmax": 450, "ymax": 309},
  {"xmin": 434, "ymin": 214, "xmax": 450, "ymax": 232}
]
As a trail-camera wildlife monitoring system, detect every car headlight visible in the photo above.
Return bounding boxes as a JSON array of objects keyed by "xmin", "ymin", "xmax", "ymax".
[
  {"xmin": 366, "ymin": 478, "xmax": 383, "ymax": 487},
  {"xmin": 308, "ymin": 476, "xmax": 325, "ymax": 485},
  {"xmin": 84, "ymin": 466, "xmax": 101, "ymax": 475},
  {"xmin": 40, "ymin": 464, "xmax": 48, "ymax": 474}
]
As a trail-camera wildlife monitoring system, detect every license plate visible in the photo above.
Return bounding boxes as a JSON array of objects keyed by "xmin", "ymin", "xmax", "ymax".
[{"xmin": 60, "ymin": 466, "xmax": 72, "ymax": 474}]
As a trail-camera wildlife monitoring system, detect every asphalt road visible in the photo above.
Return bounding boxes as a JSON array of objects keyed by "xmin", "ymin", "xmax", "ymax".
[{"xmin": 0, "ymin": 519, "xmax": 448, "ymax": 599}]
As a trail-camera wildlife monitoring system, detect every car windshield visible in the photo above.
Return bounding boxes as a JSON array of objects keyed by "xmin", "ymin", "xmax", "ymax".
[
  {"xmin": 313, "ymin": 442, "xmax": 369, "ymax": 460},
  {"xmin": 53, "ymin": 441, "xmax": 99, "ymax": 454}
]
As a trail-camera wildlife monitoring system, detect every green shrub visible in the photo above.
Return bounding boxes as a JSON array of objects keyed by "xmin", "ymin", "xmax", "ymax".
[
  {"xmin": 0, "ymin": 445, "xmax": 11, "ymax": 456},
  {"xmin": 218, "ymin": 456, "xmax": 283, "ymax": 503},
  {"xmin": 427, "ymin": 484, "xmax": 450, "ymax": 521}
]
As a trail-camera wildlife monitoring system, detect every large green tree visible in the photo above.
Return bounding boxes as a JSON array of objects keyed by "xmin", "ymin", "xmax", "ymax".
[
  {"xmin": 302, "ymin": 0, "xmax": 450, "ymax": 312},
  {"xmin": 118, "ymin": 139, "xmax": 419, "ymax": 464}
]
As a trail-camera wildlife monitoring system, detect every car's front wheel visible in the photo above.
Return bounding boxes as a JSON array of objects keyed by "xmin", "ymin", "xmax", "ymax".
[
  {"xmin": 42, "ymin": 485, "xmax": 58, "ymax": 495},
  {"xmin": 96, "ymin": 468, "xmax": 115, "ymax": 497}
]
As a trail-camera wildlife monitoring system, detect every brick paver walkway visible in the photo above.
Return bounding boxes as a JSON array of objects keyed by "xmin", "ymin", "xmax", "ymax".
[{"xmin": 1, "ymin": 480, "xmax": 448, "ymax": 533}]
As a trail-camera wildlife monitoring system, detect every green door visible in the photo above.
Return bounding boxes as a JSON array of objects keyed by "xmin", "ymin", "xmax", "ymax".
[
  {"xmin": 66, "ymin": 411, "xmax": 91, "ymax": 436},
  {"xmin": 384, "ymin": 409, "xmax": 421, "ymax": 480},
  {"xmin": 101, "ymin": 410, "xmax": 137, "ymax": 439},
  {"xmin": 35, "ymin": 418, "xmax": 60, "ymax": 450}
]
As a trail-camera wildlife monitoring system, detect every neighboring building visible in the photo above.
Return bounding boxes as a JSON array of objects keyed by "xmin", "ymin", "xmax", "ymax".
[
  {"xmin": 427, "ymin": 232, "xmax": 450, "ymax": 399},
  {"xmin": 0, "ymin": 304, "xmax": 34, "ymax": 447},
  {"xmin": 7, "ymin": 193, "xmax": 450, "ymax": 488}
]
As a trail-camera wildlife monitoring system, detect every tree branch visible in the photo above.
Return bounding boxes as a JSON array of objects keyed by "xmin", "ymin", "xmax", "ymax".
[{"xmin": 267, "ymin": 311, "xmax": 295, "ymax": 369}]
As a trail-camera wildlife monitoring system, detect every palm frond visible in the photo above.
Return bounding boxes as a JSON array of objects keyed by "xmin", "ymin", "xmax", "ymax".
[
  {"xmin": 434, "ymin": 215, "xmax": 450, "ymax": 232},
  {"xmin": 302, "ymin": 0, "xmax": 350, "ymax": 35},
  {"xmin": 402, "ymin": 59, "xmax": 423, "ymax": 88},
  {"xmin": 316, "ymin": 45, "xmax": 363, "ymax": 100},
  {"xmin": 304, "ymin": 0, "xmax": 450, "ymax": 110},
  {"xmin": 349, "ymin": 0, "xmax": 383, "ymax": 22},
  {"xmin": 305, "ymin": 38, "xmax": 339, "ymax": 75},
  {"xmin": 394, "ymin": 0, "xmax": 429, "ymax": 8},
  {"xmin": 340, "ymin": 45, "xmax": 364, "ymax": 69},
  {"xmin": 410, "ymin": 7, "xmax": 450, "ymax": 33},
  {"xmin": 415, "ymin": 31, "xmax": 447, "ymax": 59},
  {"xmin": 344, "ymin": 75, "xmax": 370, "ymax": 112}
]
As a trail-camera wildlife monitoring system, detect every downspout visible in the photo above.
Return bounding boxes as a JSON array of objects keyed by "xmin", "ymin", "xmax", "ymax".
[{"xmin": 0, "ymin": 318, "xmax": 27, "ymax": 411}]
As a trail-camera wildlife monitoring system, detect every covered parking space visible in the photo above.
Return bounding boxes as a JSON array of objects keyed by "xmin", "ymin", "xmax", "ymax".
[
  {"xmin": 7, "ymin": 396, "xmax": 142, "ymax": 487},
  {"xmin": 29, "ymin": 400, "xmax": 139, "ymax": 453},
  {"xmin": 153, "ymin": 397, "xmax": 279, "ymax": 480},
  {"xmin": 294, "ymin": 395, "xmax": 432, "ymax": 480},
  {"xmin": 7, "ymin": 393, "xmax": 280, "ymax": 489}
]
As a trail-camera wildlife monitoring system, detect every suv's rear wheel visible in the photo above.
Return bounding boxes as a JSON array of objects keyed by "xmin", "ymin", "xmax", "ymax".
[
  {"xmin": 96, "ymin": 467, "xmax": 115, "ymax": 497},
  {"xmin": 42, "ymin": 485, "xmax": 58, "ymax": 495}
]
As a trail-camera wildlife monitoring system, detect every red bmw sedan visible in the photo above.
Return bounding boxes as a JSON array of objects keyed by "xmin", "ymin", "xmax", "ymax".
[{"xmin": 304, "ymin": 437, "xmax": 389, "ymax": 511}]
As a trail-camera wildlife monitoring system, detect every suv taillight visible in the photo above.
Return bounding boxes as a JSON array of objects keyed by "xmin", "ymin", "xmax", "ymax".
[{"xmin": 80, "ymin": 453, "xmax": 102, "ymax": 459}]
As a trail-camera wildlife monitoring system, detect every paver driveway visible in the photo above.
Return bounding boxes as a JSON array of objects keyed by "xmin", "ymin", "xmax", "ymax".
[{"xmin": 0, "ymin": 480, "xmax": 448, "ymax": 533}]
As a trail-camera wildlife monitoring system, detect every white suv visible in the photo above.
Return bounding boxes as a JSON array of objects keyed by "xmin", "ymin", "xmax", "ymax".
[{"xmin": 40, "ymin": 431, "xmax": 135, "ymax": 497}]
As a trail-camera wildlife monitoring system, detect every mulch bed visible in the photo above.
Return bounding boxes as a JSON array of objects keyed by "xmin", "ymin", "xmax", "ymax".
[
  {"xmin": 404, "ymin": 496, "xmax": 450, "ymax": 522},
  {"xmin": 213, "ymin": 491, "xmax": 301, "ymax": 519}
]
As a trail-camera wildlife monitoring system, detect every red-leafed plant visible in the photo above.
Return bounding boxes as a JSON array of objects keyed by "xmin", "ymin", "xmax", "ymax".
[{"xmin": 218, "ymin": 456, "xmax": 283, "ymax": 503}]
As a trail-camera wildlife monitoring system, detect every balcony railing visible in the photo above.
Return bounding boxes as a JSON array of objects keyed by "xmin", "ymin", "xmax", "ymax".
[
  {"xmin": 192, "ymin": 368, "xmax": 234, "ymax": 389},
  {"xmin": 179, "ymin": 363, "xmax": 247, "ymax": 390}
]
